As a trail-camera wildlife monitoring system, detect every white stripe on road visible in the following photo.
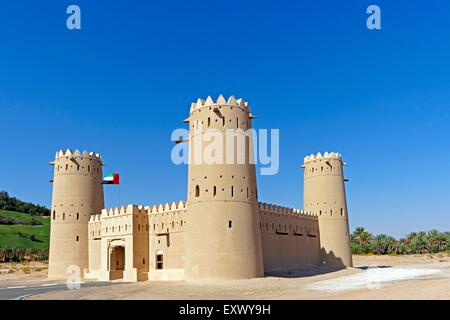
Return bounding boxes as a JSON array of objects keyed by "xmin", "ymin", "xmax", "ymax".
[
  {"xmin": 1, "ymin": 283, "xmax": 61, "ymax": 290},
  {"xmin": 25, "ymin": 285, "xmax": 66, "ymax": 291},
  {"xmin": 41, "ymin": 283, "xmax": 59, "ymax": 287}
]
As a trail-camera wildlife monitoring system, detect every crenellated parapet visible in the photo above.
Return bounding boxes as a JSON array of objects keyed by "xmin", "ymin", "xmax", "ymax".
[
  {"xmin": 97, "ymin": 205, "xmax": 149, "ymax": 238},
  {"xmin": 302, "ymin": 151, "xmax": 346, "ymax": 178},
  {"xmin": 101, "ymin": 204, "xmax": 148, "ymax": 218},
  {"xmin": 189, "ymin": 95, "xmax": 251, "ymax": 115},
  {"xmin": 258, "ymin": 202, "xmax": 317, "ymax": 220},
  {"xmin": 88, "ymin": 213, "xmax": 102, "ymax": 239},
  {"xmin": 50, "ymin": 149, "xmax": 104, "ymax": 177},
  {"xmin": 303, "ymin": 151, "xmax": 342, "ymax": 164},
  {"xmin": 147, "ymin": 200, "xmax": 187, "ymax": 215}
]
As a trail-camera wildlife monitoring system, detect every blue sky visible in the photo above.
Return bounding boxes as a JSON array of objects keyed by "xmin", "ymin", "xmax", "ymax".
[{"xmin": 0, "ymin": 0, "xmax": 449, "ymax": 238}]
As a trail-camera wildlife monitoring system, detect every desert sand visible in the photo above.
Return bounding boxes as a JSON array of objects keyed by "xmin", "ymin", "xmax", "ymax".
[{"xmin": 7, "ymin": 254, "xmax": 450, "ymax": 300}]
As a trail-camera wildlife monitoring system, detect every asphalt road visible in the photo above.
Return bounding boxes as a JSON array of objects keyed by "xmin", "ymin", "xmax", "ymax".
[{"xmin": 0, "ymin": 281, "xmax": 117, "ymax": 300}]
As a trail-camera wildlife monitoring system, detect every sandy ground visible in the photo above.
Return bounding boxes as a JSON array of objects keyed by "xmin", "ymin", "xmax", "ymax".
[
  {"xmin": 0, "ymin": 261, "xmax": 49, "ymax": 286},
  {"xmin": 5, "ymin": 254, "xmax": 449, "ymax": 300}
]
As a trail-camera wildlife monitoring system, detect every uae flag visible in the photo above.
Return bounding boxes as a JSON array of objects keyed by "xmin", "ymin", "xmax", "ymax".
[{"xmin": 103, "ymin": 173, "xmax": 120, "ymax": 185}]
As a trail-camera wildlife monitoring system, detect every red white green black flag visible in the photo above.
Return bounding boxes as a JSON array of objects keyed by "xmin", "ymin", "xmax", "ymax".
[{"xmin": 103, "ymin": 173, "xmax": 120, "ymax": 185}]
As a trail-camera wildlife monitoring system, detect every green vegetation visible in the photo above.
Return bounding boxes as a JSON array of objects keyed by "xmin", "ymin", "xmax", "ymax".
[
  {"xmin": 0, "ymin": 191, "xmax": 50, "ymax": 216},
  {"xmin": 0, "ymin": 210, "xmax": 50, "ymax": 249},
  {"xmin": 351, "ymin": 227, "xmax": 450, "ymax": 255}
]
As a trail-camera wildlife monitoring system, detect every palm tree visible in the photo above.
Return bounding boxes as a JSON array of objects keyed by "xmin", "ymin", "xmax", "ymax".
[
  {"xmin": 351, "ymin": 227, "xmax": 374, "ymax": 254},
  {"xmin": 406, "ymin": 231, "xmax": 430, "ymax": 254},
  {"xmin": 426, "ymin": 229, "xmax": 448, "ymax": 253},
  {"xmin": 371, "ymin": 234, "xmax": 398, "ymax": 255}
]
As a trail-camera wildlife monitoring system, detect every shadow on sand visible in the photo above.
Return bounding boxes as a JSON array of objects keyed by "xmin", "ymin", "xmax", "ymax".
[{"xmin": 265, "ymin": 249, "xmax": 353, "ymax": 278}]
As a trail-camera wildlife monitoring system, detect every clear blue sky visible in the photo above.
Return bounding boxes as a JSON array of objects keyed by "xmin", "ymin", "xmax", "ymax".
[{"xmin": 0, "ymin": 0, "xmax": 449, "ymax": 238}]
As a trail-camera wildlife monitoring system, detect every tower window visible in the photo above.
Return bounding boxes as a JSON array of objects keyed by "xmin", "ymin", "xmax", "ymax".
[
  {"xmin": 213, "ymin": 186, "xmax": 217, "ymax": 197},
  {"xmin": 76, "ymin": 236, "xmax": 79, "ymax": 241},
  {"xmin": 195, "ymin": 185, "xmax": 200, "ymax": 197},
  {"xmin": 340, "ymin": 208, "xmax": 343, "ymax": 216},
  {"xmin": 156, "ymin": 253, "xmax": 163, "ymax": 270},
  {"xmin": 88, "ymin": 165, "xmax": 91, "ymax": 172},
  {"xmin": 231, "ymin": 186, "xmax": 234, "ymax": 197},
  {"xmin": 228, "ymin": 220, "xmax": 232, "ymax": 228},
  {"xmin": 53, "ymin": 210, "xmax": 56, "ymax": 220},
  {"xmin": 207, "ymin": 117, "xmax": 211, "ymax": 127},
  {"xmin": 63, "ymin": 213, "xmax": 65, "ymax": 220},
  {"xmin": 330, "ymin": 210, "xmax": 333, "ymax": 216},
  {"xmin": 76, "ymin": 212, "xmax": 79, "ymax": 220}
]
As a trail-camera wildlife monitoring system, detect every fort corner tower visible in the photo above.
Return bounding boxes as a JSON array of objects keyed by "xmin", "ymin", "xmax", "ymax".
[
  {"xmin": 302, "ymin": 152, "xmax": 353, "ymax": 268},
  {"xmin": 48, "ymin": 149, "xmax": 105, "ymax": 279},
  {"xmin": 184, "ymin": 95, "xmax": 264, "ymax": 280}
]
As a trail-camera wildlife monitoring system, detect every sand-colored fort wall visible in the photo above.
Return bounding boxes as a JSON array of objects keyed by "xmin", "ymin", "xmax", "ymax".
[
  {"xmin": 86, "ymin": 213, "xmax": 102, "ymax": 279},
  {"xmin": 147, "ymin": 201, "xmax": 187, "ymax": 280},
  {"xmin": 258, "ymin": 203, "xmax": 320, "ymax": 272},
  {"xmin": 87, "ymin": 205, "xmax": 149, "ymax": 282}
]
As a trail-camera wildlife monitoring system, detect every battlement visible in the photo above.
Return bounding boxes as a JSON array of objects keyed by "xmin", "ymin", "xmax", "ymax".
[
  {"xmin": 89, "ymin": 213, "xmax": 102, "ymax": 222},
  {"xmin": 258, "ymin": 202, "xmax": 317, "ymax": 220},
  {"xmin": 147, "ymin": 201, "xmax": 186, "ymax": 215},
  {"xmin": 303, "ymin": 151, "xmax": 343, "ymax": 164},
  {"xmin": 53, "ymin": 149, "xmax": 102, "ymax": 162},
  {"xmin": 101, "ymin": 204, "xmax": 148, "ymax": 218},
  {"xmin": 189, "ymin": 95, "xmax": 250, "ymax": 114}
]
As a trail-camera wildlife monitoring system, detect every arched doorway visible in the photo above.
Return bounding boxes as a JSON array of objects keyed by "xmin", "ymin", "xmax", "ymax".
[
  {"xmin": 108, "ymin": 240, "xmax": 126, "ymax": 280},
  {"xmin": 110, "ymin": 246, "xmax": 125, "ymax": 271}
]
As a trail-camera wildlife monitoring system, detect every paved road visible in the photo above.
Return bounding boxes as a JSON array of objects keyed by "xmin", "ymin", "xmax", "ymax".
[{"xmin": 0, "ymin": 281, "xmax": 117, "ymax": 300}]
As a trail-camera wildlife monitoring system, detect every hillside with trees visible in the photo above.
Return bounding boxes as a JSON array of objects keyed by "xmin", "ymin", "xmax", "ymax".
[
  {"xmin": 0, "ymin": 192, "xmax": 50, "ymax": 262},
  {"xmin": 0, "ymin": 191, "xmax": 50, "ymax": 216}
]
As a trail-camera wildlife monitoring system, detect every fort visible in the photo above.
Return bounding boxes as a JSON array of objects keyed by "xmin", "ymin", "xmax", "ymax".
[{"xmin": 47, "ymin": 95, "xmax": 353, "ymax": 282}]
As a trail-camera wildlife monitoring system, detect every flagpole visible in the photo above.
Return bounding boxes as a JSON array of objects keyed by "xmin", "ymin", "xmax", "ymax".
[{"xmin": 118, "ymin": 185, "xmax": 121, "ymax": 207}]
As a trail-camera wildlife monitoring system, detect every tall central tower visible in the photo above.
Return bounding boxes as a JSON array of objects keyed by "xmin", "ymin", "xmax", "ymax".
[
  {"xmin": 48, "ymin": 149, "xmax": 104, "ymax": 279},
  {"xmin": 184, "ymin": 95, "xmax": 264, "ymax": 280}
]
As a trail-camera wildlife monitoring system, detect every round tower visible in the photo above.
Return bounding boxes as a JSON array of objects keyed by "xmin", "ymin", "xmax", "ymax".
[
  {"xmin": 184, "ymin": 95, "xmax": 264, "ymax": 280},
  {"xmin": 302, "ymin": 152, "xmax": 353, "ymax": 268},
  {"xmin": 48, "ymin": 149, "xmax": 105, "ymax": 279}
]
